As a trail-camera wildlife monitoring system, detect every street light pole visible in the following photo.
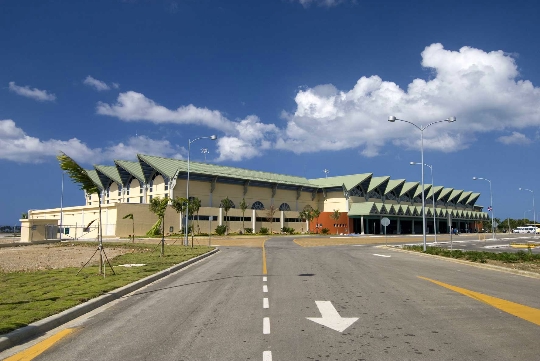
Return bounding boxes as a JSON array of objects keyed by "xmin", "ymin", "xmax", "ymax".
[
  {"xmin": 389, "ymin": 116, "xmax": 455, "ymax": 251},
  {"xmin": 60, "ymin": 171, "xmax": 64, "ymax": 241},
  {"xmin": 185, "ymin": 135, "xmax": 217, "ymax": 246},
  {"xmin": 411, "ymin": 162, "xmax": 437, "ymax": 243},
  {"xmin": 519, "ymin": 188, "xmax": 536, "ymax": 238},
  {"xmin": 473, "ymin": 177, "xmax": 494, "ymax": 240}
]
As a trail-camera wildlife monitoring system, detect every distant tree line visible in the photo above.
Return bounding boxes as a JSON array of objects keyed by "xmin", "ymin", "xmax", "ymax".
[{"xmin": 0, "ymin": 226, "xmax": 21, "ymax": 233}]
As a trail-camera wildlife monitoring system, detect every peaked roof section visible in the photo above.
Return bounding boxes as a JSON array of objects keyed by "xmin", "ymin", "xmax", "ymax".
[
  {"xmin": 348, "ymin": 202, "xmax": 376, "ymax": 216},
  {"xmin": 448, "ymin": 190, "xmax": 464, "ymax": 203},
  {"xmin": 367, "ymin": 176, "xmax": 390, "ymax": 193},
  {"xmin": 94, "ymin": 165, "xmax": 122, "ymax": 187},
  {"xmin": 400, "ymin": 182, "xmax": 419, "ymax": 197},
  {"xmin": 310, "ymin": 173, "xmax": 372, "ymax": 190},
  {"xmin": 86, "ymin": 170, "xmax": 104, "ymax": 191},
  {"xmin": 115, "ymin": 160, "xmax": 145, "ymax": 184},
  {"xmin": 384, "ymin": 179, "xmax": 406, "ymax": 196},
  {"xmin": 437, "ymin": 187, "xmax": 454, "ymax": 202},
  {"xmin": 458, "ymin": 191, "xmax": 472, "ymax": 204},
  {"xmin": 413, "ymin": 184, "xmax": 432, "ymax": 198},
  {"xmin": 427, "ymin": 186, "xmax": 444, "ymax": 199},
  {"xmin": 467, "ymin": 193, "xmax": 480, "ymax": 205},
  {"xmin": 138, "ymin": 154, "xmax": 314, "ymax": 188}
]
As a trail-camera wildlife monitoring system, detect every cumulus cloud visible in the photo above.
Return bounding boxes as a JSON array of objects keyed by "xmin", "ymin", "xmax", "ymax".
[
  {"xmin": 83, "ymin": 76, "xmax": 111, "ymax": 91},
  {"xmin": 8, "ymin": 82, "xmax": 56, "ymax": 102},
  {"xmin": 294, "ymin": 0, "xmax": 353, "ymax": 8},
  {"xmin": 497, "ymin": 131, "xmax": 532, "ymax": 145},
  {"xmin": 276, "ymin": 43, "xmax": 540, "ymax": 156},
  {"xmin": 97, "ymin": 92, "xmax": 277, "ymax": 161},
  {"xmin": 0, "ymin": 119, "xmax": 183, "ymax": 164}
]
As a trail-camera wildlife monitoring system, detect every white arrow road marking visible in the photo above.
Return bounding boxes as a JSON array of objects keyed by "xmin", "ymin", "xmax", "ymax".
[
  {"xmin": 306, "ymin": 301, "xmax": 359, "ymax": 332},
  {"xmin": 373, "ymin": 254, "xmax": 391, "ymax": 258}
]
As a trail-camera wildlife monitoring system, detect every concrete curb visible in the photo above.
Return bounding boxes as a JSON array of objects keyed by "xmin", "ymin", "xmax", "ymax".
[
  {"xmin": 381, "ymin": 246, "xmax": 540, "ymax": 279},
  {"xmin": 0, "ymin": 248, "xmax": 219, "ymax": 352}
]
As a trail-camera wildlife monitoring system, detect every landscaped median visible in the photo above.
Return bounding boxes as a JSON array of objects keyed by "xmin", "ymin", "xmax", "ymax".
[
  {"xmin": 402, "ymin": 245, "xmax": 540, "ymax": 275},
  {"xmin": 0, "ymin": 242, "xmax": 215, "ymax": 346}
]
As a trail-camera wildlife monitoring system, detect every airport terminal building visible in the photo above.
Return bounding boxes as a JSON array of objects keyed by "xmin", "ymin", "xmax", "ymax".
[{"xmin": 21, "ymin": 154, "xmax": 488, "ymax": 241}]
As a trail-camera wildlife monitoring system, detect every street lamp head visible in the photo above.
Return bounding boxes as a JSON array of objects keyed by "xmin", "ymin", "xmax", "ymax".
[
  {"xmin": 519, "ymin": 187, "xmax": 522, "ymax": 191},
  {"xmin": 472, "ymin": 177, "xmax": 477, "ymax": 180},
  {"xmin": 446, "ymin": 116, "xmax": 457, "ymax": 122},
  {"xmin": 410, "ymin": 162, "xmax": 415, "ymax": 165},
  {"xmin": 388, "ymin": 116, "xmax": 397, "ymax": 122},
  {"xmin": 210, "ymin": 135, "xmax": 217, "ymax": 140}
]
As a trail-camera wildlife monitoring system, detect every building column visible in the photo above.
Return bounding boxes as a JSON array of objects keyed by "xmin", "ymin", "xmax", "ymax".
[
  {"xmin": 412, "ymin": 219, "xmax": 415, "ymax": 234},
  {"xmin": 280, "ymin": 211, "xmax": 284, "ymax": 231},
  {"xmin": 219, "ymin": 208, "xmax": 223, "ymax": 226},
  {"xmin": 252, "ymin": 209, "xmax": 256, "ymax": 232},
  {"xmin": 360, "ymin": 216, "xmax": 365, "ymax": 235},
  {"xmin": 397, "ymin": 217, "xmax": 401, "ymax": 234}
]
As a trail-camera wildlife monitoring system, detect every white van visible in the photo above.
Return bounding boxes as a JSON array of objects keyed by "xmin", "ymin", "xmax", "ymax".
[{"xmin": 513, "ymin": 226, "xmax": 540, "ymax": 234}]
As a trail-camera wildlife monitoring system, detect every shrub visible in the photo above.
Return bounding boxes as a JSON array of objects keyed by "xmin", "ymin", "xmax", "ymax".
[
  {"xmin": 244, "ymin": 228, "xmax": 253, "ymax": 234},
  {"xmin": 281, "ymin": 227, "xmax": 295, "ymax": 234},
  {"xmin": 321, "ymin": 228, "xmax": 330, "ymax": 235},
  {"xmin": 259, "ymin": 227, "xmax": 269, "ymax": 235},
  {"xmin": 215, "ymin": 225, "xmax": 227, "ymax": 236}
]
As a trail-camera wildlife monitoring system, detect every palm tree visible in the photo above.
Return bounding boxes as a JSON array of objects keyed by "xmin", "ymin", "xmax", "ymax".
[
  {"xmin": 123, "ymin": 213, "xmax": 134, "ymax": 242},
  {"xmin": 239, "ymin": 198, "xmax": 249, "ymax": 233},
  {"xmin": 300, "ymin": 205, "xmax": 315, "ymax": 234},
  {"xmin": 191, "ymin": 197, "xmax": 202, "ymax": 235},
  {"xmin": 266, "ymin": 204, "xmax": 277, "ymax": 234},
  {"xmin": 57, "ymin": 152, "xmax": 114, "ymax": 276},
  {"xmin": 148, "ymin": 196, "xmax": 169, "ymax": 256},
  {"xmin": 171, "ymin": 196, "xmax": 188, "ymax": 242},
  {"xmin": 220, "ymin": 197, "xmax": 234, "ymax": 235},
  {"xmin": 312, "ymin": 208, "xmax": 321, "ymax": 233},
  {"xmin": 330, "ymin": 209, "xmax": 341, "ymax": 234}
]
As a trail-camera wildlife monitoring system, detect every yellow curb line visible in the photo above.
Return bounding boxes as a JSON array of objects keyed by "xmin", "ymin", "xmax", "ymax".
[{"xmin": 5, "ymin": 328, "xmax": 75, "ymax": 361}]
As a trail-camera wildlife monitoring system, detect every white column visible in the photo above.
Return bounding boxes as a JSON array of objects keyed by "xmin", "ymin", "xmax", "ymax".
[
  {"xmin": 280, "ymin": 211, "xmax": 284, "ymax": 230},
  {"xmin": 361, "ymin": 216, "xmax": 365, "ymax": 235},
  {"xmin": 252, "ymin": 209, "xmax": 256, "ymax": 231},
  {"xmin": 219, "ymin": 207, "xmax": 223, "ymax": 226}
]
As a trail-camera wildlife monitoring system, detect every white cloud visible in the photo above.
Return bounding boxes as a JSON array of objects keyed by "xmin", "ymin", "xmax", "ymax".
[
  {"xmin": 497, "ymin": 131, "xmax": 532, "ymax": 145},
  {"xmin": 294, "ymin": 0, "xmax": 353, "ymax": 8},
  {"xmin": 83, "ymin": 76, "xmax": 113, "ymax": 91},
  {"xmin": 8, "ymin": 82, "xmax": 56, "ymax": 102},
  {"xmin": 0, "ymin": 120, "xmax": 184, "ymax": 164},
  {"xmin": 276, "ymin": 43, "xmax": 540, "ymax": 156}
]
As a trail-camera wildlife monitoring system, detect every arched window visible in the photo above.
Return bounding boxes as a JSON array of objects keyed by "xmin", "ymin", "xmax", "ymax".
[
  {"xmin": 252, "ymin": 201, "xmax": 265, "ymax": 210},
  {"xmin": 279, "ymin": 203, "xmax": 291, "ymax": 211}
]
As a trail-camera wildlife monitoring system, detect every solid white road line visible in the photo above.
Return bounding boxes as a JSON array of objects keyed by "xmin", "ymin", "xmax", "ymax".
[
  {"xmin": 263, "ymin": 317, "xmax": 271, "ymax": 334},
  {"xmin": 373, "ymin": 254, "xmax": 391, "ymax": 258},
  {"xmin": 263, "ymin": 276, "xmax": 267, "ymax": 282},
  {"xmin": 263, "ymin": 297, "xmax": 269, "ymax": 309},
  {"xmin": 263, "ymin": 350, "xmax": 272, "ymax": 361},
  {"xmin": 263, "ymin": 285, "xmax": 268, "ymax": 293}
]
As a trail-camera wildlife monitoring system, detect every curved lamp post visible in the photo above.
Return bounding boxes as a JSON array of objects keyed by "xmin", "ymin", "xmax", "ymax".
[
  {"xmin": 411, "ymin": 162, "xmax": 436, "ymax": 243},
  {"xmin": 389, "ymin": 116, "xmax": 456, "ymax": 251},
  {"xmin": 185, "ymin": 135, "xmax": 217, "ymax": 246},
  {"xmin": 519, "ymin": 187, "xmax": 536, "ymax": 238},
  {"xmin": 473, "ymin": 177, "xmax": 494, "ymax": 240}
]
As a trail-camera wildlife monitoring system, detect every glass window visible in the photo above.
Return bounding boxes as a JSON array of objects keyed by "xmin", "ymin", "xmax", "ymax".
[{"xmin": 252, "ymin": 201, "xmax": 265, "ymax": 210}]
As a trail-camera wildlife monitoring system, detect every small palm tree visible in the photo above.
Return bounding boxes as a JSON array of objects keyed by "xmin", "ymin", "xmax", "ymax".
[
  {"xmin": 221, "ymin": 197, "xmax": 234, "ymax": 235},
  {"xmin": 330, "ymin": 209, "xmax": 341, "ymax": 234},
  {"xmin": 171, "ymin": 196, "xmax": 188, "ymax": 242},
  {"xmin": 123, "ymin": 213, "xmax": 134, "ymax": 242},
  {"xmin": 266, "ymin": 204, "xmax": 277, "ymax": 234},
  {"xmin": 148, "ymin": 196, "xmax": 169, "ymax": 256},
  {"xmin": 239, "ymin": 198, "xmax": 249, "ymax": 233},
  {"xmin": 191, "ymin": 197, "xmax": 202, "ymax": 235},
  {"xmin": 312, "ymin": 208, "xmax": 321, "ymax": 233}
]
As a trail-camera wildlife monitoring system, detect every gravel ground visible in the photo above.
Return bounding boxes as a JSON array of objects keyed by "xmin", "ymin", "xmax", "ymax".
[{"xmin": 0, "ymin": 244, "xmax": 129, "ymax": 272}]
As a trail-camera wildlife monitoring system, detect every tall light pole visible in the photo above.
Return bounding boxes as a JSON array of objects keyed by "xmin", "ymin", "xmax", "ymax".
[
  {"xmin": 60, "ymin": 171, "xmax": 64, "ymax": 241},
  {"xmin": 389, "ymin": 116, "xmax": 456, "ymax": 251},
  {"xmin": 524, "ymin": 209, "xmax": 532, "ymax": 221},
  {"xmin": 472, "ymin": 177, "xmax": 494, "ymax": 240},
  {"xmin": 411, "ymin": 162, "xmax": 437, "ymax": 243},
  {"xmin": 519, "ymin": 187, "xmax": 535, "ymax": 238},
  {"xmin": 201, "ymin": 148, "xmax": 209, "ymax": 161},
  {"xmin": 185, "ymin": 135, "xmax": 217, "ymax": 246},
  {"xmin": 323, "ymin": 169, "xmax": 329, "ymax": 178}
]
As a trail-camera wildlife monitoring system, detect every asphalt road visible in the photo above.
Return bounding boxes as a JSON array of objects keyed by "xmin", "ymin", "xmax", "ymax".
[{"xmin": 5, "ymin": 237, "xmax": 540, "ymax": 361}]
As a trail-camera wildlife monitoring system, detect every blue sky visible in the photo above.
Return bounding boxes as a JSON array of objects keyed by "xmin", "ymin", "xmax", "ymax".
[{"xmin": 1, "ymin": 0, "xmax": 540, "ymax": 225}]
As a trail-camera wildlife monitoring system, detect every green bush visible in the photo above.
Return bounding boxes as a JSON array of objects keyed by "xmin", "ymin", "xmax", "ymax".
[
  {"xmin": 259, "ymin": 227, "xmax": 269, "ymax": 235},
  {"xmin": 215, "ymin": 225, "xmax": 227, "ymax": 236},
  {"xmin": 321, "ymin": 228, "xmax": 330, "ymax": 234},
  {"xmin": 244, "ymin": 228, "xmax": 253, "ymax": 234},
  {"xmin": 403, "ymin": 245, "xmax": 540, "ymax": 263},
  {"xmin": 281, "ymin": 227, "xmax": 295, "ymax": 234}
]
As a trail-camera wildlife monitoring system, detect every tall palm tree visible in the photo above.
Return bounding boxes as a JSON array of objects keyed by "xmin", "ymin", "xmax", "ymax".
[
  {"xmin": 221, "ymin": 197, "xmax": 234, "ymax": 235},
  {"xmin": 239, "ymin": 198, "xmax": 249, "ymax": 233},
  {"xmin": 123, "ymin": 213, "xmax": 134, "ymax": 242},
  {"xmin": 330, "ymin": 209, "xmax": 341, "ymax": 234},
  {"xmin": 148, "ymin": 196, "xmax": 169, "ymax": 256}
]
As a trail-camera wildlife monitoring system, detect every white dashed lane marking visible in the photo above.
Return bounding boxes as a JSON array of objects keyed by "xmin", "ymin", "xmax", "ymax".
[
  {"xmin": 263, "ymin": 317, "xmax": 271, "ymax": 334},
  {"xmin": 263, "ymin": 285, "xmax": 268, "ymax": 293},
  {"xmin": 263, "ymin": 297, "xmax": 269, "ymax": 309},
  {"xmin": 263, "ymin": 350, "xmax": 272, "ymax": 360}
]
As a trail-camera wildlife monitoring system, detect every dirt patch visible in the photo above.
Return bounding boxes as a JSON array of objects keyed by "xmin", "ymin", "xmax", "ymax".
[
  {"xmin": 484, "ymin": 259, "xmax": 540, "ymax": 275},
  {"xmin": 0, "ymin": 244, "xmax": 129, "ymax": 272}
]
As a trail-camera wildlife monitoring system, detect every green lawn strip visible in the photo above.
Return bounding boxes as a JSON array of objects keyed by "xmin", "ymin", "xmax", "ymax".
[
  {"xmin": 0, "ymin": 242, "xmax": 213, "ymax": 335},
  {"xmin": 404, "ymin": 245, "xmax": 540, "ymax": 263}
]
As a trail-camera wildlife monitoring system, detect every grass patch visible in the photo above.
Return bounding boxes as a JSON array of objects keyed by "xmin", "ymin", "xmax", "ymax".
[
  {"xmin": 403, "ymin": 245, "xmax": 540, "ymax": 264},
  {"xmin": 0, "ymin": 242, "xmax": 213, "ymax": 335}
]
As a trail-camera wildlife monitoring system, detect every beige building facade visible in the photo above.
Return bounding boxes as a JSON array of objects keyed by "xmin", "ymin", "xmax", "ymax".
[{"xmin": 21, "ymin": 154, "xmax": 489, "ymax": 241}]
